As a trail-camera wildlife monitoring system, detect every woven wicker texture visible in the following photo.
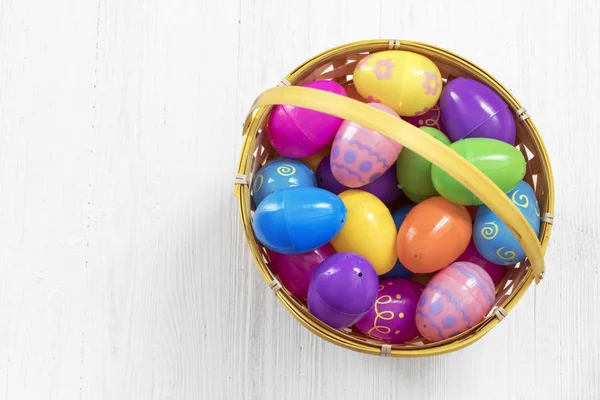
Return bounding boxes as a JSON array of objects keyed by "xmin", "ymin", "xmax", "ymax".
[{"xmin": 235, "ymin": 40, "xmax": 554, "ymax": 357}]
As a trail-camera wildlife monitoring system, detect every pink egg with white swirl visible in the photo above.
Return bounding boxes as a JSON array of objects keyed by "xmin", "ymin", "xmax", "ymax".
[
  {"xmin": 416, "ymin": 261, "xmax": 495, "ymax": 342},
  {"xmin": 329, "ymin": 103, "xmax": 403, "ymax": 188}
]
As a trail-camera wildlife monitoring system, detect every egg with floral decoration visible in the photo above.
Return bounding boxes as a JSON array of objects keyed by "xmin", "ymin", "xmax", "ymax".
[
  {"xmin": 330, "ymin": 102, "xmax": 402, "ymax": 188},
  {"xmin": 416, "ymin": 261, "xmax": 495, "ymax": 342},
  {"xmin": 354, "ymin": 278, "xmax": 422, "ymax": 344},
  {"xmin": 353, "ymin": 50, "xmax": 443, "ymax": 117},
  {"xmin": 473, "ymin": 180, "xmax": 541, "ymax": 265}
]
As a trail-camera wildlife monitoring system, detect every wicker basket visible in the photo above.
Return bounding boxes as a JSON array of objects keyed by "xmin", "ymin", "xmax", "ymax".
[{"xmin": 235, "ymin": 39, "xmax": 554, "ymax": 357}]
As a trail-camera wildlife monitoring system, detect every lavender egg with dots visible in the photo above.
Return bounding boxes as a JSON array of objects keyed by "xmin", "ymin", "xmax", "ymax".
[
  {"xmin": 307, "ymin": 252, "xmax": 379, "ymax": 329},
  {"xmin": 415, "ymin": 261, "xmax": 495, "ymax": 342},
  {"xmin": 316, "ymin": 156, "xmax": 402, "ymax": 205},
  {"xmin": 330, "ymin": 102, "xmax": 403, "ymax": 188},
  {"xmin": 355, "ymin": 278, "xmax": 422, "ymax": 344}
]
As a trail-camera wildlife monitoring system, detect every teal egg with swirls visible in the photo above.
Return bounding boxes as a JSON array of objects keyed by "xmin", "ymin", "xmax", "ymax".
[
  {"xmin": 473, "ymin": 181, "xmax": 541, "ymax": 265},
  {"xmin": 251, "ymin": 158, "xmax": 317, "ymax": 207}
]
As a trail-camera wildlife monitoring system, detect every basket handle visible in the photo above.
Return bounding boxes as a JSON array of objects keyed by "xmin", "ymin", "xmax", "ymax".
[{"xmin": 247, "ymin": 86, "xmax": 545, "ymax": 284}]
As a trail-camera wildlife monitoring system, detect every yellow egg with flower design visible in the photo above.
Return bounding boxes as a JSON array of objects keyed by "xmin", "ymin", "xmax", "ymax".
[{"xmin": 353, "ymin": 50, "xmax": 443, "ymax": 117}]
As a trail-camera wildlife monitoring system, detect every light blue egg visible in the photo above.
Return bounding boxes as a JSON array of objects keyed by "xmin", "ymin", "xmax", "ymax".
[
  {"xmin": 380, "ymin": 204, "xmax": 415, "ymax": 278},
  {"xmin": 473, "ymin": 181, "xmax": 541, "ymax": 265},
  {"xmin": 251, "ymin": 158, "xmax": 316, "ymax": 207}
]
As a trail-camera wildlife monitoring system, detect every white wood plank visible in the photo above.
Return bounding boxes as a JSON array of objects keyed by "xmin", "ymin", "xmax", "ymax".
[
  {"xmin": 0, "ymin": 0, "xmax": 99, "ymax": 398},
  {"xmin": 1, "ymin": 0, "xmax": 599, "ymax": 399}
]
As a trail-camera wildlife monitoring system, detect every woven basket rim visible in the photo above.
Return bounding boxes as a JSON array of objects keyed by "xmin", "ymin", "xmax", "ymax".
[{"xmin": 235, "ymin": 39, "xmax": 555, "ymax": 357}]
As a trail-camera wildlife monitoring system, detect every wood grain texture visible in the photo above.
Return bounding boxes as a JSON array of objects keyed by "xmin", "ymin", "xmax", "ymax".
[{"xmin": 0, "ymin": 0, "xmax": 598, "ymax": 399}]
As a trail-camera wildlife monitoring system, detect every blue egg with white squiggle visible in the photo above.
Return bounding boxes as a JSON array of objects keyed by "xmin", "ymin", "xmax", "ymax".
[
  {"xmin": 251, "ymin": 158, "xmax": 316, "ymax": 207},
  {"xmin": 380, "ymin": 204, "xmax": 415, "ymax": 279},
  {"xmin": 473, "ymin": 181, "xmax": 540, "ymax": 265}
]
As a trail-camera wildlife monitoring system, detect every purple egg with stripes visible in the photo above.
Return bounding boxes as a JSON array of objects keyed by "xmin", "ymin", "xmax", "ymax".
[
  {"xmin": 330, "ymin": 102, "xmax": 403, "ymax": 188},
  {"xmin": 415, "ymin": 261, "xmax": 495, "ymax": 342}
]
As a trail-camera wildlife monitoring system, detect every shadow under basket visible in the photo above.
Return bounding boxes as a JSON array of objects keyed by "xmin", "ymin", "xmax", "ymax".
[{"xmin": 234, "ymin": 39, "xmax": 555, "ymax": 357}]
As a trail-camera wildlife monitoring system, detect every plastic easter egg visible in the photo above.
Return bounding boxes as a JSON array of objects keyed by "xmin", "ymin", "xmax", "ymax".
[
  {"xmin": 267, "ymin": 243, "xmax": 336, "ymax": 301},
  {"xmin": 307, "ymin": 252, "xmax": 379, "ymax": 329},
  {"xmin": 301, "ymin": 144, "xmax": 332, "ymax": 172},
  {"xmin": 416, "ymin": 262, "xmax": 495, "ymax": 342},
  {"xmin": 396, "ymin": 127, "xmax": 451, "ymax": 203},
  {"xmin": 455, "ymin": 240, "xmax": 505, "ymax": 286},
  {"xmin": 379, "ymin": 205, "xmax": 415, "ymax": 279},
  {"xmin": 431, "ymin": 138, "xmax": 526, "ymax": 205},
  {"xmin": 473, "ymin": 181, "xmax": 541, "ymax": 265},
  {"xmin": 330, "ymin": 102, "xmax": 402, "ymax": 188},
  {"xmin": 397, "ymin": 196, "xmax": 472, "ymax": 274},
  {"xmin": 403, "ymin": 101, "xmax": 446, "ymax": 132},
  {"xmin": 330, "ymin": 190, "xmax": 397, "ymax": 275},
  {"xmin": 353, "ymin": 51, "xmax": 443, "ymax": 117},
  {"xmin": 440, "ymin": 77, "xmax": 516, "ymax": 144},
  {"xmin": 354, "ymin": 278, "xmax": 421, "ymax": 343},
  {"xmin": 251, "ymin": 158, "xmax": 317, "ymax": 207},
  {"xmin": 253, "ymin": 187, "xmax": 347, "ymax": 254},
  {"xmin": 268, "ymin": 80, "xmax": 347, "ymax": 158},
  {"xmin": 317, "ymin": 156, "xmax": 402, "ymax": 205}
]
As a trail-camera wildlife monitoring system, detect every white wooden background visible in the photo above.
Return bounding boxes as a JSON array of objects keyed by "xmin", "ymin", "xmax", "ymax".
[{"xmin": 1, "ymin": 0, "xmax": 598, "ymax": 399}]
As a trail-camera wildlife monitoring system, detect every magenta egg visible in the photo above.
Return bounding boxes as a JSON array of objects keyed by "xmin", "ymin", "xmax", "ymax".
[
  {"xmin": 330, "ymin": 102, "xmax": 403, "ymax": 188},
  {"xmin": 268, "ymin": 80, "xmax": 347, "ymax": 158},
  {"xmin": 440, "ymin": 77, "xmax": 516, "ymax": 144},
  {"xmin": 307, "ymin": 252, "xmax": 379, "ymax": 329},
  {"xmin": 455, "ymin": 240, "xmax": 505, "ymax": 286},
  {"xmin": 267, "ymin": 243, "xmax": 336, "ymax": 301},
  {"xmin": 316, "ymin": 155, "xmax": 402, "ymax": 205},
  {"xmin": 355, "ymin": 278, "xmax": 421, "ymax": 343},
  {"xmin": 416, "ymin": 261, "xmax": 495, "ymax": 342}
]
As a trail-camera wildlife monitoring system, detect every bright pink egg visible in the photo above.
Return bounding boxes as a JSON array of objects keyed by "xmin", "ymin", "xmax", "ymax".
[
  {"xmin": 455, "ymin": 240, "xmax": 506, "ymax": 286},
  {"xmin": 416, "ymin": 261, "xmax": 495, "ymax": 342},
  {"xmin": 267, "ymin": 243, "xmax": 336, "ymax": 301},
  {"xmin": 268, "ymin": 80, "xmax": 347, "ymax": 158},
  {"xmin": 330, "ymin": 103, "xmax": 402, "ymax": 188}
]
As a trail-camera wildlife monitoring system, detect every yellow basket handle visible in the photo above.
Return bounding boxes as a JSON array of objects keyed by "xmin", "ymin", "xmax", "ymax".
[{"xmin": 248, "ymin": 86, "xmax": 545, "ymax": 284}]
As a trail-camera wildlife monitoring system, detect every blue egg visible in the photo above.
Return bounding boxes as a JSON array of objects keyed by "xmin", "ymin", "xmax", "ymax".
[
  {"xmin": 251, "ymin": 158, "xmax": 316, "ymax": 207},
  {"xmin": 380, "ymin": 204, "xmax": 415, "ymax": 279},
  {"xmin": 253, "ymin": 187, "xmax": 347, "ymax": 254},
  {"xmin": 473, "ymin": 181, "xmax": 540, "ymax": 265}
]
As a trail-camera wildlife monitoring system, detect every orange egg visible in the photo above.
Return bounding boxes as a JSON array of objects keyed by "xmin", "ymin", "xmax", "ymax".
[{"xmin": 396, "ymin": 196, "xmax": 471, "ymax": 273}]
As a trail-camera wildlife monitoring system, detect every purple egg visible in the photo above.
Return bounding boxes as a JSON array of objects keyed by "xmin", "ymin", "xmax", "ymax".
[
  {"xmin": 355, "ymin": 278, "xmax": 421, "ymax": 343},
  {"xmin": 440, "ymin": 77, "xmax": 516, "ymax": 145},
  {"xmin": 316, "ymin": 156, "xmax": 402, "ymax": 205},
  {"xmin": 307, "ymin": 252, "xmax": 379, "ymax": 329},
  {"xmin": 267, "ymin": 243, "xmax": 336, "ymax": 301}
]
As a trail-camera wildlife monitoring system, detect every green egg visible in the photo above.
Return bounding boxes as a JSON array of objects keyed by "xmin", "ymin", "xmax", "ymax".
[
  {"xmin": 431, "ymin": 138, "xmax": 526, "ymax": 205},
  {"xmin": 396, "ymin": 127, "xmax": 451, "ymax": 203}
]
